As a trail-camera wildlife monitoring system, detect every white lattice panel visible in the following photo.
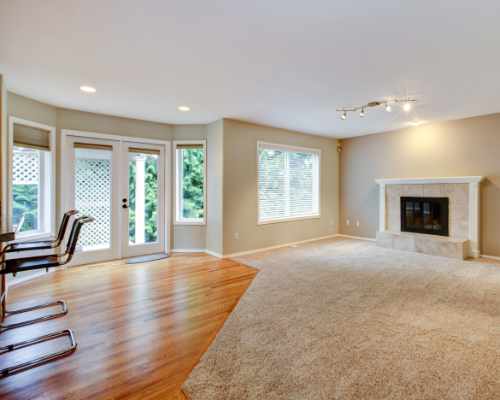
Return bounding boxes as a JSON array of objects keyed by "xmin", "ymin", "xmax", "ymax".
[
  {"xmin": 13, "ymin": 149, "xmax": 40, "ymax": 185},
  {"xmin": 75, "ymin": 159, "xmax": 112, "ymax": 249}
]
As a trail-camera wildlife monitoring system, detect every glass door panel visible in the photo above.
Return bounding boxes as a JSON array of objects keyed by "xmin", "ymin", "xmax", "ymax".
[
  {"xmin": 122, "ymin": 142, "xmax": 164, "ymax": 258},
  {"xmin": 74, "ymin": 145, "xmax": 113, "ymax": 251},
  {"xmin": 128, "ymin": 149, "xmax": 160, "ymax": 245}
]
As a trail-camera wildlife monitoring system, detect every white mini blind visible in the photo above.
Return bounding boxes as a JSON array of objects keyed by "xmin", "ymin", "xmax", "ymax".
[{"xmin": 258, "ymin": 142, "xmax": 320, "ymax": 223}]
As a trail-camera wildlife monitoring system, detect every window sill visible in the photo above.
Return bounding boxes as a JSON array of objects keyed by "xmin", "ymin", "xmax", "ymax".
[
  {"xmin": 258, "ymin": 214, "xmax": 321, "ymax": 225},
  {"xmin": 14, "ymin": 232, "xmax": 53, "ymax": 242}
]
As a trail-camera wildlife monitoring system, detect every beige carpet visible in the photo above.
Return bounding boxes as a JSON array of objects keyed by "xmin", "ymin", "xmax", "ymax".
[{"xmin": 183, "ymin": 238, "xmax": 500, "ymax": 399}]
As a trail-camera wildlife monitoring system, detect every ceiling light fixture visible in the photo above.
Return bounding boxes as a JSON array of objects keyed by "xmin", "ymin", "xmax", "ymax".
[
  {"xmin": 80, "ymin": 85, "xmax": 96, "ymax": 93},
  {"xmin": 177, "ymin": 105, "xmax": 191, "ymax": 112},
  {"xmin": 337, "ymin": 97, "xmax": 416, "ymax": 120},
  {"xmin": 402, "ymin": 102, "xmax": 412, "ymax": 112}
]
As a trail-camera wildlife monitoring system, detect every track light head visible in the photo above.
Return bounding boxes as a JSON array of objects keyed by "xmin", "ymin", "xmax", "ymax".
[
  {"xmin": 385, "ymin": 103, "xmax": 392, "ymax": 112},
  {"xmin": 360, "ymin": 108, "xmax": 365, "ymax": 117},
  {"xmin": 340, "ymin": 111, "xmax": 347, "ymax": 120},
  {"xmin": 403, "ymin": 102, "xmax": 412, "ymax": 112}
]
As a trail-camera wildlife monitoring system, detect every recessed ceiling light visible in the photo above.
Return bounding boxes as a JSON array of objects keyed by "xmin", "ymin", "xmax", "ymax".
[
  {"xmin": 177, "ymin": 105, "xmax": 190, "ymax": 112},
  {"xmin": 80, "ymin": 85, "xmax": 96, "ymax": 93}
]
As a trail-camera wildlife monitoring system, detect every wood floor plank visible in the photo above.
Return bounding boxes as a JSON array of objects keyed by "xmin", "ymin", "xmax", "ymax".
[{"xmin": 0, "ymin": 254, "xmax": 257, "ymax": 399}]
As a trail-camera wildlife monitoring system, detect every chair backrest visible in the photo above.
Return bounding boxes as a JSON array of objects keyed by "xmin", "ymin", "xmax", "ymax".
[
  {"xmin": 55, "ymin": 209, "xmax": 79, "ymax": 244},
  {"xmin": 14, "ymin": 213, "xmax": 26, "ymax": 233},
  {"xmin": 63, "ymin": 216, "xmax": 95, "ymax": 263}
]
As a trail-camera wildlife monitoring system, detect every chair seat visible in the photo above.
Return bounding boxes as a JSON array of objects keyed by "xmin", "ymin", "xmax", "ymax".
[
  {"xmin": 2, "ymin": 255, "xmax": 61, "ymax": 274},
  {"xmin": 6, "ymin": 240, "xmax": 56, "ymax": 252}
]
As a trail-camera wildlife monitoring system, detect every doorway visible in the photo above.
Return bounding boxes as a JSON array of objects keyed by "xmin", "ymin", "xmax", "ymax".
[{"xmin": 61, "ymin": 131, "xmax": 169, "ymax": 265}]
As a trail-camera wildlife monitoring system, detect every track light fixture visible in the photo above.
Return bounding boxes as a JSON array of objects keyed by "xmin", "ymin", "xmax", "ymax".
[{"xmin": 337, "ymin": 97, "xmax": 416, "ymax": 120}]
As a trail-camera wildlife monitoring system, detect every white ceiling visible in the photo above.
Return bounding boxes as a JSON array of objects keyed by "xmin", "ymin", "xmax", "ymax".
[{"xmin": 1, "ymin": 0, "xmax": 500, "ymax": 138}]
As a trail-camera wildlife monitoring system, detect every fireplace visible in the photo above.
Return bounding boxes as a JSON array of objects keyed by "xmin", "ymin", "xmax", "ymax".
[{"xmin": 401, "ymin": 197, "xmax": 449, "ymax": 236}]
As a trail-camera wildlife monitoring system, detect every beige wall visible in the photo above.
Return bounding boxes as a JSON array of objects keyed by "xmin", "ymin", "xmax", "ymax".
[
  {"xmin": 222, "ymin": 119, "xmax": 339, "ymax": 255},
  {"xmin": 6, "ymin": 92, "xmax": 209, "ymax": 251},
  {"xmin": 340, "ymin": 113, "xmax": 500, "ymax": 257},
  {"xmin": 206, "ymin": 120, "xmax": 224, "ymax": 255},
  {"xmin": 6, "ymin": 93, "xmax": 342, "ymax": 257}
]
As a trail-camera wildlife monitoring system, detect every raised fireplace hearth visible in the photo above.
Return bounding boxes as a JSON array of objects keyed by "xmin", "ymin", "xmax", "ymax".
[
  {"xmin": 375, "ymin": 176, "xmax": 484, "ymax": 259},
  {"xmin": 401, "ymin": 196, "xmax": 449, "ymax": 237}
]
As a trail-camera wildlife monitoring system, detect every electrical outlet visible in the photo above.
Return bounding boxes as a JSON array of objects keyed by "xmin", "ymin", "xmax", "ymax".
[
  {"xmin": 356, "ymin": 220, "xmax": 360, "ymax": 228},
  {"xmin": 346, "ymin": 219, "xmax": 351, "ymax": 226},
  {"xmin": 234, "ymin": 232, "xmax": 239, "ymax": 240}
]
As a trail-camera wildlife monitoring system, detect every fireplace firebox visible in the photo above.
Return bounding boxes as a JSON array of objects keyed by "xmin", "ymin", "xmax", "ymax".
[{"xmin": 401, "ymin": 197, "xmax": 449, "ymax": 236}]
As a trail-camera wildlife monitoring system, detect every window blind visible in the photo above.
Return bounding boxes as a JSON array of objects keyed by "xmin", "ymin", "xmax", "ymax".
[
  {"xmin": 258, "ymin": 143, "xmax": 320, "ymax": 223},
  {"xmin": 13, "ymin": 123, "xmax": 50, "ymax": 150}
]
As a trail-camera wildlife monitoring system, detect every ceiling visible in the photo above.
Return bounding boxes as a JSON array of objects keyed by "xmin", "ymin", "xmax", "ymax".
[{"xmin": 1, "ymin": 0, "xmax": 500, "ymax": 138}]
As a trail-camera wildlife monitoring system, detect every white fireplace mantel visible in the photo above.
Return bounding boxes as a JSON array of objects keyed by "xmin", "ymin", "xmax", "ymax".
[{"xmin": 375, "ymin": 176, "xmax": 485, "ymax": 258}]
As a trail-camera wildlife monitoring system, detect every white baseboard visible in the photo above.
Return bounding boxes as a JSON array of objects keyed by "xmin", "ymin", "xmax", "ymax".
[
  {"xmin": 481, "ymin": 254, "xmax": 500, "ymax": 261},
  {"xmin": 335, "ymin": 234, "xmax": 376, "ymax": 242},
  {"xmin": 205, "ymin": 249, "xmax": 224, "ymax": 258},
  {"xmin": 171, "ymin": 248, "xmax": 207, "ymax": 253},
  {"xmin": 220, "ymin": 234, "xmax": 338, "ymax": 259}
]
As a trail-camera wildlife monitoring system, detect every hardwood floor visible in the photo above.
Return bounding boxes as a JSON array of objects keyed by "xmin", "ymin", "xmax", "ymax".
[{"xmin": 0, "ymin": 253, "xmax": 257, "ymax": 399}]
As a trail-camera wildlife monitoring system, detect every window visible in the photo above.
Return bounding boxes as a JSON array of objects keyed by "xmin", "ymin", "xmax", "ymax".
[
  {"xmin": 9, "ymin": 119, "xmax": 55, "ymax": 237},
  {"xmin": 258, "ymin": 142, "xmax": 320, "ymax": 224},
  {"xmin": 175, "ymin": 141, "xmax": 206, "ymax": 224}
]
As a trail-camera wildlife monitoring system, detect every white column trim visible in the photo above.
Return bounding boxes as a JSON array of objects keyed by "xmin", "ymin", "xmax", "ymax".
[
  {"xmin": 469, "ymin": 181, "xmax": 480, "ymax": 258},
  {"xmin": 378, "ymin": 183, "xmax": 386, "ymax": 232}
]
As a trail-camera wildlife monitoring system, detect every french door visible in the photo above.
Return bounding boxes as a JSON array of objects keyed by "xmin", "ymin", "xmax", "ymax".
[{"xmin": 62, "ymin": 133, "xmax": 167, "ymax": 265}]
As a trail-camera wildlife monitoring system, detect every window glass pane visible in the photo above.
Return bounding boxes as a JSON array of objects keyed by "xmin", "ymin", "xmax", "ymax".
[
  {"xmin": 12, "ymin": 147, "xmax": 40, "ymax": 232},
  {"xmin": 258, "ymin": 149, "xmax": 287, "ymax": 220},
  {"xmin": 289, "ymin": 152, "xmax": 314, "ymax": 216},
  {"xmin": 179, "ymin": 147, "xmax": 204, "ymax": 220},
  {"xmin": 128, "ymin": 152, "xmax": 159, "ymax": 245},
  {"xmin": 258, "ymin": 145, "xmax": 319, "ymax": 222},
  {"xmin": 74, "ymin": 148, "xmax": 112, "ymax": 251}
]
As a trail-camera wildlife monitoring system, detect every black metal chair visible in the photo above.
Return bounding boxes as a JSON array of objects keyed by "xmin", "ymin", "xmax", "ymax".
[
  {"xmin": 3, "ymin": 209, "xmax": 79, "ymax": 254},
  {"xmin": 0, "ymin": 210, "xmax": 79, "ymax": 332},
  {"xmin": 0, "ymin": 216, "xmax": 94, "ymax": 378}
]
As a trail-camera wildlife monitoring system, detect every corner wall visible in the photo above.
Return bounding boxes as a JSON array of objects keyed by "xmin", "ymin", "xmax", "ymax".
[
  {"xmin": 340, "ymin": 113, "xmax": 500, "ymax": 257},
  {"xmin": 206, "ymin": 120, "xmax": 224, "ymax": 255},
  {"xmin": 6, "ymin": 92, "xmax": 209, "ymax": 251}
]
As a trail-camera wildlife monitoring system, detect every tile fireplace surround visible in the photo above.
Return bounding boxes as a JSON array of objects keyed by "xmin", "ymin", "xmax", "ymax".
[{"xmin": 375, "ymin": 177, "xmax": 484, "ymax": 259}]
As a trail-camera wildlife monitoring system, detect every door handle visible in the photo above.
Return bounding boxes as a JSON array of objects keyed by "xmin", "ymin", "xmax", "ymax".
[{"xmin": 122, "ymin": 204, "xmax": 128, "ymax": 209}]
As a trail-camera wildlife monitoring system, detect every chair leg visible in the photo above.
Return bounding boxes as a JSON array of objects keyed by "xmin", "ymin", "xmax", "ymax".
[
  {"xmin": 0, "ymin": 329, "xmax": 77, "ymax": 378},
  {"xmin": 0, "ymin": 300, "xmax": 68, "ymax": 332}
]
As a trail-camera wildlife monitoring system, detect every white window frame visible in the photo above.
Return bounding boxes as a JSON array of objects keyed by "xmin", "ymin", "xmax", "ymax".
[
  {"xmin": 7, "ymin": 117, "xmax": 56, "ymax": 239},
  {"xmin": 257, "ymin": 141, "xmax": 321, "ymax": 225},
  {"xmin": 174, "ymin": 140, "xmax": 207, "ymax": 225}
]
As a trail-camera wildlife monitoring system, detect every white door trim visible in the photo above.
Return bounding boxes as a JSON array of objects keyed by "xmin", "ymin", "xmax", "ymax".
[
  {"xmin": 121, "ymin": 141, "xmax": 166, "ymax": 258},
  {"xmin": 61, "ymin": 129, "xmax": 171, "ymax": 263}
]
